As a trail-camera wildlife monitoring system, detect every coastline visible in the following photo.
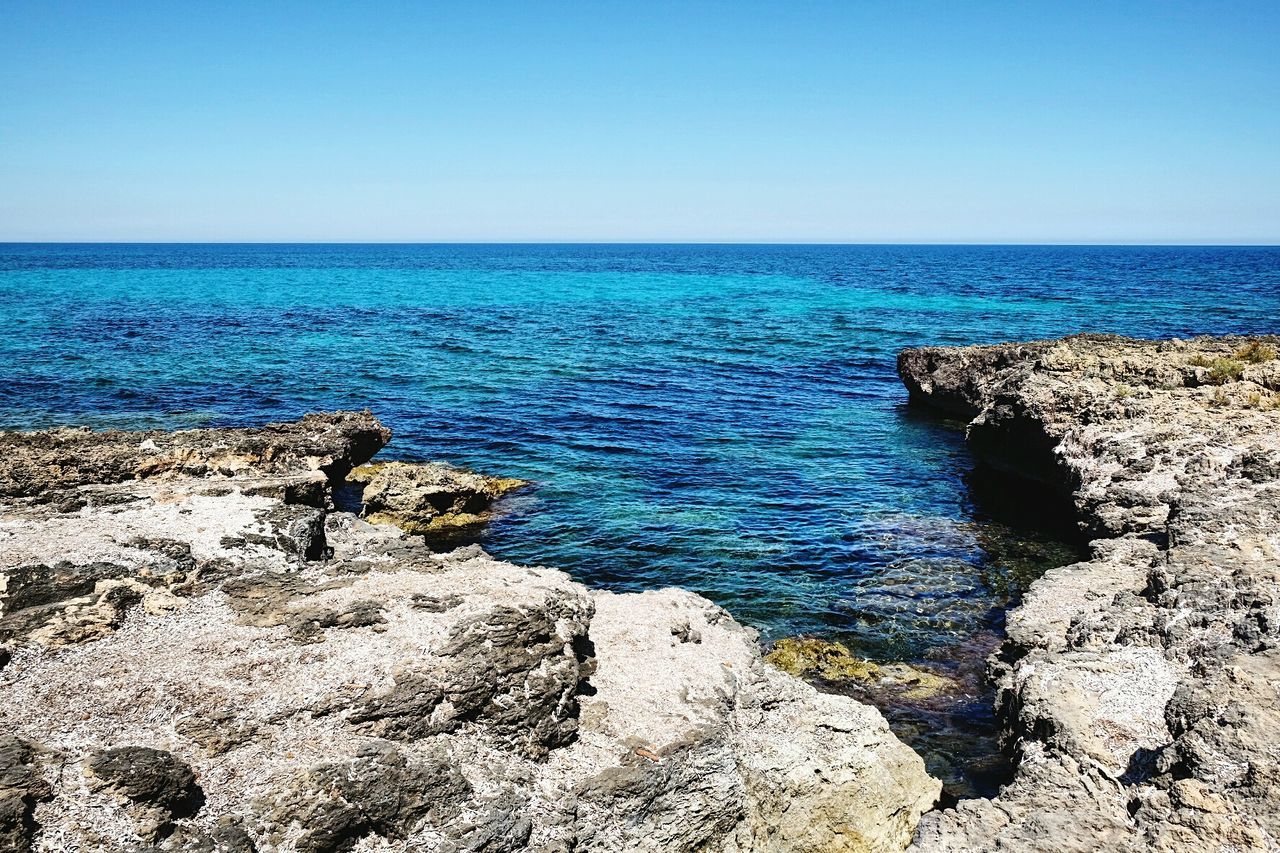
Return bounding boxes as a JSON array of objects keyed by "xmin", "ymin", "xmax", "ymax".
[
  {"xmin": 2, "ymin": 331, "xmax": 1277, "ymax": 851},
  {"xmin": 0, "ymin": 413, "xmax": 937, "ymax": 852},
  {"xmin": 900, "ymin": 333, "xmax": 1280, "ymax": 851}
]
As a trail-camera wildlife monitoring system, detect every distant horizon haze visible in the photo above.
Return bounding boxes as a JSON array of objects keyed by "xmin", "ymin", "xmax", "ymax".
[{"xmin": 2, "ymin": 1, "xmax": 1277, "ymax": 243}]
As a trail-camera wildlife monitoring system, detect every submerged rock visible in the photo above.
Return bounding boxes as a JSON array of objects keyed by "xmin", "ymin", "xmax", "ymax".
[
  {"xmin": 899, "ymin": 334, "xmax": 1280, "ymax": 852},
  {"xmin": 0, "ymin": 414, "xmax": 937, "ymax": 851},
  {"xmin": 765, "ymin": 637, "xmax": 955, "ymax": 700},
  {"xmin": 766, "ymin": 636, "xmax": 881, "ymax": 681}
]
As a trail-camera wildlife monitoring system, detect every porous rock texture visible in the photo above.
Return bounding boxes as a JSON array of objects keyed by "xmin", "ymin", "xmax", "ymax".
[
  {"xmin": 899, "ymin": 334, "xmax": 1280, "ymax": 852},
  {"xmin": 0, "ymin": 412, "xmax": 938, "ymax": 852}
]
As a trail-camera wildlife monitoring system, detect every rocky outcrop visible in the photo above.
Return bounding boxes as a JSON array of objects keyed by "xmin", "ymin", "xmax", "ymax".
[
  {"xmin": 0, "ymin": 413, "xmax": 938, "ymax": 852},
  {"xmin": 0, "ymin": 411, "xmax": 390, "ymax": 505},
  {"xmin": 0, "ymin": 736, "xmax": 52, "ymax": 853},
  {"xmin": 86, "ymin": 747, "xmax": 204, "ymax": 841},
  {"xmin": 899, "ymin": 334, "xmax": 1280, "ymax": 852},
  {"xmin": 346, "ymin": 460, "xmax": 526, "ymax": 537}
]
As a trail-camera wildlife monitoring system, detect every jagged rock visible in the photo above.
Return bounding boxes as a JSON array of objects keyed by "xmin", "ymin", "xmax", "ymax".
[
  {"xmin": 0, "ymin": 736, "xmax": 52, "ymax": 853},
  {"xmin": 224, "ymin": 504, "xmax": 328, "ymax": 561},
  {"xmin": 900, "ymin": 334, "xmax": 1280, "ymax": 852},
  {"xmin": 256, "ymin": 742, "xmax": 470, "ymax": 853},
  {"xmin": 344, "ymin": 593, "xmax": 594, "ymax": 757},
  {"xmin": 87, "ymin": 746, "xmax": 203, "ymax": 840},
  {"xmin": 0, "ymin": 560, "xmax": 131, "ymax": 614},
  {"xmin": 0, "ymin": 562, "xmax": 134, "ymax": 644},
  {"xmin": 349, "ymin": 460, "xmax": 525, "ymax": 537},
  {"xmin": 220, "ymin": 574, "xmax": 386, "ymax": 642},
  {"xmin": 0, "ymin": 414, "xmax": 385, "ymax": 651},
  {"xmin": 0, "ymin": 411, "xmax": 388, "ymax": 503},
  {"xmin": 0, "ymin": 413, "xmax": 937, "ymax": 851},
  {"xmin": 571, "ymin": 589, "xmax": 941, "ymax": 852}
]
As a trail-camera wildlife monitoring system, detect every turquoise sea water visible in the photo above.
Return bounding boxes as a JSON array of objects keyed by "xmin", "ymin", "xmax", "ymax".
[{"xmin": 3, "ymin": 244, "xmax": 1278, "ymax": 791}]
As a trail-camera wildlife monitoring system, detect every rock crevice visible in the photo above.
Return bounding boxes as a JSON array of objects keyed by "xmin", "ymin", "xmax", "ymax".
[{"xmin": 899, "ymin": 334, "xmax": 1280, "ymax": 852}]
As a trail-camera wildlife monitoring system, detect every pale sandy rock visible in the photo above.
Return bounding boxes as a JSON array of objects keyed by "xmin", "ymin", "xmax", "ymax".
[{"xmin": 569, "ymin": 589, "xmax": 940, "ymax": 853}]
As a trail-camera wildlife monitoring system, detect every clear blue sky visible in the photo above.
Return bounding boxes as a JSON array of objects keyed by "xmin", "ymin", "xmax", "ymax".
[{"xmin": 2, "ymin": 1, "xmax": 1277, "ymax": 243}]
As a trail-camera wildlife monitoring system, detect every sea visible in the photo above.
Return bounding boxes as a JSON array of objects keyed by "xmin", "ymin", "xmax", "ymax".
[{"xmin": 3, "ymin": 243, "xmax": 1277, "ymax": 795}]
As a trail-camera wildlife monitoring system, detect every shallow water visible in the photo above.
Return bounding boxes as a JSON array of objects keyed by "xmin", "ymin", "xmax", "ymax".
[{"xmin": 3, "ymin": 244, "xmax": 1277, "ymax": 794}]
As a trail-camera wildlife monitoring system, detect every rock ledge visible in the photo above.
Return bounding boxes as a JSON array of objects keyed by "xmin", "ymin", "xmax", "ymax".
[{"xmin": 899, "ymin": 334, "xmax": 1280, "ymax": 853}]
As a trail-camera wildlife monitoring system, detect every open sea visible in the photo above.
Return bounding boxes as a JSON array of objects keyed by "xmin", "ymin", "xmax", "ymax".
[{"xmin": 3, "ymin": 243, "xmax": 1277, "ymax": 794}]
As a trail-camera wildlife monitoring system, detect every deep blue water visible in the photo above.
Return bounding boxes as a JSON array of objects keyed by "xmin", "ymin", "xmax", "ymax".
[{"xmin": 3, "ymin": 244, "xmax": 1278, "ymax": 664}]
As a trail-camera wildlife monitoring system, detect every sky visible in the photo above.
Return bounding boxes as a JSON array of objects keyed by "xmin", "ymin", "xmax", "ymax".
[{"xmin": 1, "ymin": 1, "xmax": 1278, "ymax": 243}]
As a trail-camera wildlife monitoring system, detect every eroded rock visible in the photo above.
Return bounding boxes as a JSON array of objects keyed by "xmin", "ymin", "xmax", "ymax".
[
  {"xmin": 901, "ymin": 334, "xmax": 1280, "ymax": 852},
  {"xmin": 0, "ymin": 736, "xmax": 52, "ymax": 853},
  {"xmin": 345, "ymin": 593, "xmax": 593, "ymax": 757},
  {"xmin": 0, "ymin": 413, "xmax": 936, "ymax": 852},
  {"xmin": 349, "ymin": 460, "xmax": 525, "ymax": 537},
  {"xmin": 0, "ymin": 411, "xmax": 389, "ymax": 503},
  {"xmin": 257, "ymin": 742, "xmax": 469, "ymax": 853}
]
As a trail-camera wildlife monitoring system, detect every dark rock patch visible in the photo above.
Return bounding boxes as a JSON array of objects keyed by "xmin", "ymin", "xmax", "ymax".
[
  {"xmin": 137, "ymin": 822, "xmax": 258, "ymax": 853},
  {"xmin": 87, "ymin": 746, "xmax": 203, "ymax": 818},
  {"xmin": 346, "ymin": 599, "xmax": 594, "ymax": 757},
  {"xmin": 0, "ymin": 736, "xmax": 53, "ymax": 853},
  {"xmin": 258, "ymin": 742, "xmax": 469, "ymax": 853},
  {"xmin": 1, "ymin": 561, "xmax": 131, "ymax": 614}
]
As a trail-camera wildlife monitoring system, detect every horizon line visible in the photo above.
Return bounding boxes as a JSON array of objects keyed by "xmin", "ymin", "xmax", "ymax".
[{"xmin": 2, "ymin": 240, "xmax": 1279, "ymax": 248}]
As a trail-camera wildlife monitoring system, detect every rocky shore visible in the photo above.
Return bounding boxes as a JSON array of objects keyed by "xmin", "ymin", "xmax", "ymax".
[
  {"xmin": 899, "ymin": 334, "xmax": 1280, "ymax": 852},
  {"xmin": 0, "ymin": 412, "xmax": 938, "ymax": 852},
  {"xmin": 6, "ymin": 331, "xmax": 1275, "ymax": 852}
]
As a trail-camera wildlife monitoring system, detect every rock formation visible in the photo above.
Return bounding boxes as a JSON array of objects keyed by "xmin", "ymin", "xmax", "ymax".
[
  {"xmin": 345, "ymin": 460, "xmax": 526, "ymax": 537},
  {"xmin": 0, "ymin": 412, "xmax": 938, "ymax": 852},
  {"xmin": 765, "ymin": 637, "xmax": 956, "ymax": 701},
  {"xmin": 899, "ymin": 334, "xmax": 1280, "ymax": 852}
]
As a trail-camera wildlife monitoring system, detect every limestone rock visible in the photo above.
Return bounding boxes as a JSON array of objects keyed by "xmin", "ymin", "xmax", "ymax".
[
  {"xmin": 0, "ymin": 414, "xmax": 936, "ymax": 852},
  {"xmin": 0, "ymin": 410, "xmax": 388, "ymax": 503},
  {"xmin": 900, "ymin": 334, "xmax": 1280, "ymax": 852},
  {"xmin": 257, "ymin": 742, "xmax": 469, "ymax": 853},
  {"xmin": 349, "ymin": 460, "xmax": 526, "ymax": 537},
  {"xmin": 569, "ymin": 589, "xmax": 941, "ymax": 853}
]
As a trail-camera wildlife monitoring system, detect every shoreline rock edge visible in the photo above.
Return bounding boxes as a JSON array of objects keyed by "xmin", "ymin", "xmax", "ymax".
[
  {"xmin": 0, "ymin": 412, "xmax": 939, "ymax": 852},
  {"xmin": 899, "ymin": 333, "xmax": 1280, "ymax": 853}
]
